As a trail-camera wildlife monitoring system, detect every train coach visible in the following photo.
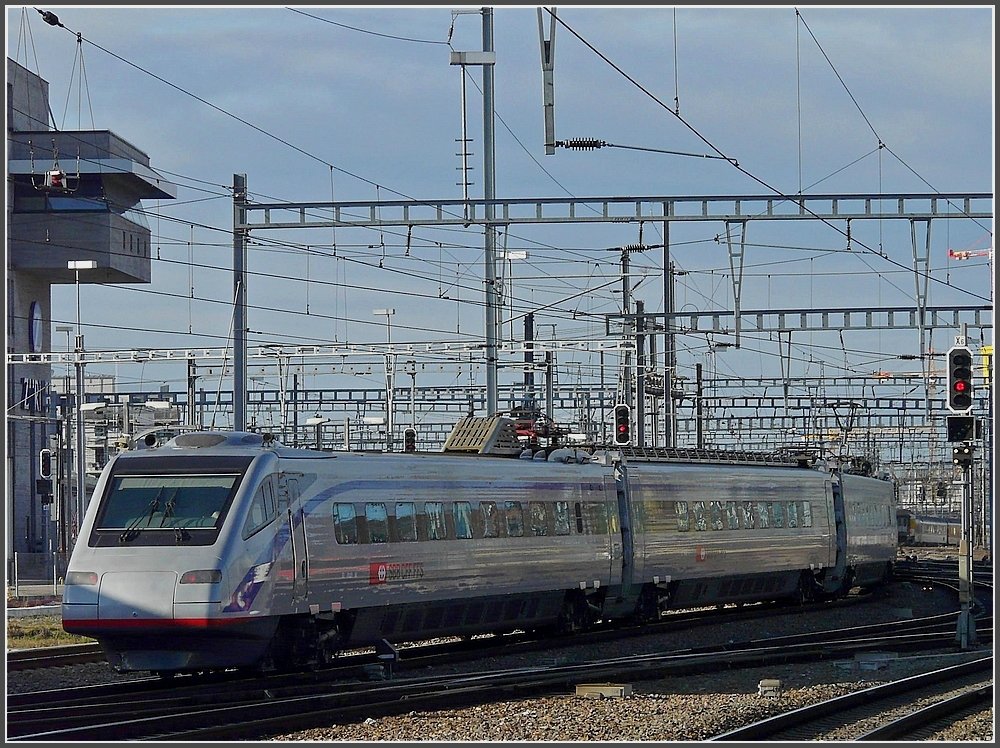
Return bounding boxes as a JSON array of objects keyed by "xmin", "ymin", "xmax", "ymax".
[{"xmin": 62, "ymin": 417, "xmax": 897, "ymax": 675}]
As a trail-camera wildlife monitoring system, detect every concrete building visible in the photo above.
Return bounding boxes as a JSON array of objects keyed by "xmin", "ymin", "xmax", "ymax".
[{"xmin": 6, "ymin": 58, "xmax": 175, "ymax": 565}]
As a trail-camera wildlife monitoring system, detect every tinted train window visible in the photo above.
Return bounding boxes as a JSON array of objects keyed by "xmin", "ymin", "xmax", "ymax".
[
  {"xmin": 740, "ymin": 501, "xmax": 755, "ymax": 529},
  {"xmin": 771, "ymin": 501, "xmax": 784, "ymax": 528},
  {"xmin": 709, "ymin": 501, "xmax": 724, "ymax": 531},
  {"xmin": 505, "ymin": 501, "xmax": 524, "ymax": 537},
  {"xmin": 395, "ymin": 502, "xmax": 417, "ymax": 542},
  {"xmin": 366, "ymin": 503, "xmax": 389, "ymax": 543},
  {"xmin": 675, "ymin": 501, "xmax": 689, "ymax": 531},
  {"xmin": 529, "ymin": 502, "xmax": 548, "ymax": 536},
  {"xmin": 801, "ymin": 501, "xmax": 813, "ymax": 527},
  {"xmin": 554, "ymin": 501, "xmax": 570, "ymax": 535},
  {"xmin": 333, "ymin": 503, "xmax": 358, "ymax": 544},
  {"xmin": 426, "ymin": 502, "xmax": 447, "ymax": 540},
  {"xmin": 243, "ymin": 476, "xmax": 278, "ymax": 539},
  {"xmin": 100, "ymin": 474, "xmax": 239, "ymax": 532},
  {"xmin": 786, "ymin": 501, "xmax": 798, "ymax": 528},
  {"xmin": 725, "ymin": 501, "xmax": 740, "ymax": 530},
  {"xmin": 574, "ymin": 502, "xmax": 586, "ymax": 534},
  {"xmin": 481, "ymin": 501, "xmax": 500, "ymax": 538},
  {"xmin": 756, "ymin": 502, "xmax": 769, "ymax": 529},
  {"xmin": 453, "ymin": 501, "xmax": 473, "ymax": 539},
  {"xmin": 692, "ymin": 501, "xmax": 707, "ymax": 531}
]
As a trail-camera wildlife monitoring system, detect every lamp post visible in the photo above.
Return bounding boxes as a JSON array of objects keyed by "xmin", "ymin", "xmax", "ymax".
[
  {"xmin": 67, "ymin": 260, "xmax": 97, "ymax": 532},
  {"xmin": 305, "ymin": 414, "xmax": 330, "ymax": 450},
  {"xmin": 55, "ymin": 325, "xmax": 73, "ymax": 553},
  {"xmin": 373, "ymin": 309, "xmax": 396, "ymax": 451}
]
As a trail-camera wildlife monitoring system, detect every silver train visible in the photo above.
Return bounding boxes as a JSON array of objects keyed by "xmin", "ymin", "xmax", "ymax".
[{"xmin": 62, "ymin": 425, "xmax": 897, "ymax": 675}]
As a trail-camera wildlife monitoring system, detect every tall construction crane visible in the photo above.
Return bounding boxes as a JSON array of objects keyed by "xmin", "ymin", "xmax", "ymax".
[{"xmin": 948, "ymin": 245, "xmax": 994, "ymax": 311}]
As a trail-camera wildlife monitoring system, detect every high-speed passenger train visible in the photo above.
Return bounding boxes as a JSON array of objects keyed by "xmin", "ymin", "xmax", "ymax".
[{"xmin": 62, "ymin": 421, "xmax": 897, "ymax": 675}]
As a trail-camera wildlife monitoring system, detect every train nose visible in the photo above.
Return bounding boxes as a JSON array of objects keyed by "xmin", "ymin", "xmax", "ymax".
[{"xmin": 98, "ymin": 571, "xmax": 177, "ymax": 620}]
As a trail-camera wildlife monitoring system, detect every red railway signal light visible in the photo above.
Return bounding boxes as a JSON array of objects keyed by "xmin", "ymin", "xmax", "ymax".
[
  {"xmin": 946, "ymin": 346, "xmax": 973, "ymax": 414},
  {"xmin": 613, "ymin": 404, "xmax": 631, "ymax": 446}
]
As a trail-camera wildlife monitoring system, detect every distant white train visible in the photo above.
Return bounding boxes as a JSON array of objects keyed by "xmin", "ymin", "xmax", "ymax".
[{"xmin": 62, "ymin": 420, "xmax": 897, "ymax": 675}]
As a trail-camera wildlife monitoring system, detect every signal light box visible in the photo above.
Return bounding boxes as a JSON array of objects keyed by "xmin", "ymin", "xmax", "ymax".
[{"xmin": 946, "ymin": 345, "xmax": 974, "ymax": 414}]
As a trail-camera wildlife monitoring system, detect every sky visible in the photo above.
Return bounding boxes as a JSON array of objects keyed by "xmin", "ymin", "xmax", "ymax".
[{"xmin": 5, "ymin": 4, "xmax": 995, "ymax": 422}]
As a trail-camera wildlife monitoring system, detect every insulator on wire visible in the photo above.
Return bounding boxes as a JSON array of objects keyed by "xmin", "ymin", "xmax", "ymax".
[
  {"xmin": 38, "ymin": 10, "xmax": 62, "ymax": 26},
  {"xmin": 556, "ymin": 138, "xmax": 606, "ymax": 151}
]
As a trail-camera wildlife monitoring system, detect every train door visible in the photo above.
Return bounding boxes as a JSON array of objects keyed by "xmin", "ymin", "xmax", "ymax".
[
  {"xmin": 611, "ymin": 462, "xmax": 633, "ymax": 596},
  {"xmin": 279, "ymin": 474, "xmax": 308, "ymax": 604},
  {"xmin": 822, "ymin": 473, "xmax": 849, "ymax": 595},
  {"xmin": 605, "ymin": 472, "xmax": 623, "ymax": 591}
]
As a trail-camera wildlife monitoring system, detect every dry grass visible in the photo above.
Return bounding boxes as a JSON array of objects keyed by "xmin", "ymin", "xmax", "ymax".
[{"xmin": 6, "ymin": 614, "xmax": 94, "ymax": 649}]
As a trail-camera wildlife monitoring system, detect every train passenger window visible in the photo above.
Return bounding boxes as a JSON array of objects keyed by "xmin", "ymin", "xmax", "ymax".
[
  {"xmin": 770, "ymin": 501, "xmax": 784, "ymax": 528},
  {"xmin": 800, "ymin": 501, "xmax": 813, "ymax": 527},
  {"xmin": 725, "ymin": 501, "xmax": 740, "ymax": 530},
  {"xmin": 453, "ymin": 501, "xmax": 473, "ymax": 539},
  {"xmin": 675, "ymin": 501, "xmax": 689, "ymax": 532},
  {"xmin": 481, "ymin": 501, "xmax": 499, "ymax": 538},
  {"xmin": 425, "ymin": 502, "xmax": 447, "ymax": 540},
  {"xmin": 553, "ymin": 501, "xmax": 571, "ymax": 535},
  {"xmin": 366, "ymin": 503, "xmax": 389, "ymax": 543},
  {"xmin": 529, "ymin": 502, "xmax": 548, "ymax": 536},
  {"xmin": 756, "ymin": 502, "xmax": 769, "ymax": 529},
  {"xmin": 740, "ymin": 501, "xmax": 755, "ymax": 529},
  {"xmin": 786, "ymin": 501, "xmax": 798, "ymax": 528},
  {"xmin": 395, "ymin": 502, "xmax": 417, "ymax": 542},
  {"xmin": 504, "ymin": 501, "xmax": 524, "ymax": 537},
  {"xmin": 333, "ymin": 503, "xmax": 358, "ymax": 544},
  {"xmin": 709, "ymin": 501, "xmax": 724, "ymax": 530},
  {"xmin": 574, "ymin": 502, "xmax": 585, "ymax": 534},
  {"xmin": 692, "ymin": 501, "xmax": 707, "ymax": 531}
]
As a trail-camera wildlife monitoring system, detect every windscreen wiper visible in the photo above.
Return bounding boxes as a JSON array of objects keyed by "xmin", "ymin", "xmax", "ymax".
[{"xmin": 119, "ymin": 490, "xmax": 163, "ymax": 543}]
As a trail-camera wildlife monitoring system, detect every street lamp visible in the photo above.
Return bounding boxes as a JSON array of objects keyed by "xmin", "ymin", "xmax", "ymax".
[
  {"xmin": 373, "ymin": 309, "xmax": 396, "ymax": 451},
  {"xmin": 54, "ymin": 325, "xmax": 73, "ymax": 554},
  {"xmin": 305, "ymin": 413, "xmax": 330, "ymax": 450},
  {"xmin": 67, "ymin": 260, "xmax": 97, "ymax": 532}
]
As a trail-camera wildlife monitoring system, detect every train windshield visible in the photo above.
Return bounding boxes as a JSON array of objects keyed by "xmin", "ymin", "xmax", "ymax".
[{"xmin": 94, "ymin": 473, "xmax": 242, "ymax": 545}]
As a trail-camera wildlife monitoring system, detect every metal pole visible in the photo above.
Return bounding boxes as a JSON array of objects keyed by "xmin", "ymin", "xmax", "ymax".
[
  {"xmin": 233, "ymin": 173, "xmax": 248, "ymax": 431},
  {"xmin": 663, "ymin": 222, "xmax": 675, "ymax": 447},
  {"xmin": 635, "ymin": 300, "xmax": 646, "ymax": 446},
  {"xmin": 956, "ymin": 454, "xmax": 978, "ymax": 648},
  {"xmin": 73, "ymin": 270, "xmax": 87, "ymax": 527},
  {"xmin": 695, "ymin": 362, "xmax": 704, "ymax": 449},
  {"xmin": 482, "ymin": 7, "xmax": 498, "ymax": 416}
]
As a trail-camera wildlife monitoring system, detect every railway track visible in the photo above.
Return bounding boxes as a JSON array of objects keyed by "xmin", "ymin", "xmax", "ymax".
[
  {"xmin": 6, "ymin": 642, "xmax": 106, "ymax": 671},
  {"xmin": 709, "ymin": 656, "xmax": 993, "ymax": 741},
  {"xmin": 7, "ymin": 602, "xmax": 991, "ymax": 742}
]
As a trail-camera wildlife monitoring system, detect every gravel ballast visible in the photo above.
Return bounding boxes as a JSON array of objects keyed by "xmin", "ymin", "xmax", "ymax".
[{"xmin": 7, "ymin": 580, "xmax": 993, "ymax": 742}]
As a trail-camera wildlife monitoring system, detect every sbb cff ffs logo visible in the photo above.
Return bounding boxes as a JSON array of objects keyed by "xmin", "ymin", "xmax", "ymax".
[
  {"xmin": 613, "ymin": 403, "xmax": 631, "ymax": 446},
  {"xmin": 946, "ymin": 346, "xmax": 974, "ymax": 414}
]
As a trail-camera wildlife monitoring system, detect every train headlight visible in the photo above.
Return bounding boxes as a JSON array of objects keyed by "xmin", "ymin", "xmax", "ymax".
[
  {"xmin": 179, "ymin": 569, "xmax": 223, "ymax": 584},
  {"xmin": 65, "ymin": 571, "xmax": 98, "ymax": 586}
]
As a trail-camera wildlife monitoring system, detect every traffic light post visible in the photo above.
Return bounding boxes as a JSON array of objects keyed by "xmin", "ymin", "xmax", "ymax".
[
  {"xmin": 946, "ymin": 341, "xmax": 977, "ymax": 649},
  {"xmin": 954, "ymin": 444, "xmax": 978, "ymax": 649}
]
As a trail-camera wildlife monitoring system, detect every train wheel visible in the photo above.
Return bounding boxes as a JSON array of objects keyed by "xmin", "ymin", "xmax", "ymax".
[
  {"xmin": 794, "ymin": 571, "xmax": 817, "ymax": 605},
  {"xmin": 555, "ymin": 590, "xmax": 593, "ymax": 634}
]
